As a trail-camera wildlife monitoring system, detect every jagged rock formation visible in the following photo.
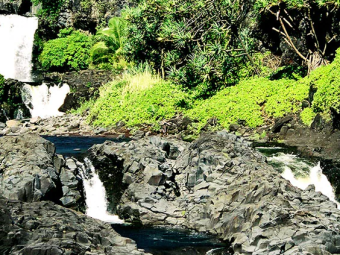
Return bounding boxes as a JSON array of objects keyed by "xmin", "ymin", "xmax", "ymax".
[
  {"xmin": 89, "ymin": 131, "xmax": 340, "ymax": 254},
  {"xmin": 0, "ymin": 135, "xmax": 150, "ymax": 255},
  {"xmin": 0, "ymin": 135, "xmax": 84, "ymax": 210},
  {"xmin": 0, "ymin": 196, "xmax": 148, "ymax": 255}
]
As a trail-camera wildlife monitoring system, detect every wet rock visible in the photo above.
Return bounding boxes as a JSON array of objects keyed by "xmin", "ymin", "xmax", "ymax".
[
  {"xmin": 0, "ymin": 0, "xmax": 30, "ymax": 15},
  {"xmin": 30, "ymin": 116, "xmax": 41, "ymax": 124},
  {"xmin": 311, "ymin": 114, "xmax": 325, "ymax": 131}
]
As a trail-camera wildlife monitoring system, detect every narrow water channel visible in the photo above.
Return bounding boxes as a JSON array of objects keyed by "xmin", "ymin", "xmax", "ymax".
[
  {"xmin": 255, "ymin": 144, "xmax": 340, "ymax": 207},
  {"xmin": 46, "ymin": 136, "xmax": 228, "ymax": 255}
]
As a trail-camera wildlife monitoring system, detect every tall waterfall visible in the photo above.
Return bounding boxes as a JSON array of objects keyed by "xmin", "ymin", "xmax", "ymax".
[
  {"xmin": 80, "ymin": 158, "xmax": 124, "ymax": 224},
  {"xmin": 0, "ymin": 15, "xmax": 38, "ymax": 82},
  {"xmin": 21, "ymin": 83, "xmax": 70, "ymax": 118},
  {"xmin": 268, "ymin": 153, "xmax": 339, "ymax": 208}
]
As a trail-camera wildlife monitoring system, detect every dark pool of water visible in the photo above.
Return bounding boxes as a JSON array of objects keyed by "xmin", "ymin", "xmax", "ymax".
[
  {"xmin": 43, "ymin": 136, "xmax": 120, "ymax": 158},
  {"xmin": 112, "ymin": 225, "xmax": 229, "ymax": 255}
]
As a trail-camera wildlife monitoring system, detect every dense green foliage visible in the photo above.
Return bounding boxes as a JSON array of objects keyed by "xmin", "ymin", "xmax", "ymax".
[
  {"xmin": 83, "ymin": 47, "xmax": 340, "ymax": 132},
  {"xmin": 187, "ymin": 77, "xmax": 309, "ymax": 130},
  {"xmin": 90, "ymin": 17, "xmax": 128, "ymax": 70},
  {"xmin": 32, "ymin": 0, "xmax": 65, "ymax": 26},
  {"xmin": 123, "ymin": 0, "xmax": 257, "ymax": 96},
  {"xmin": 39, "ymin": 28, "xmax": 93, "ymax": 71},
  {"xmin": 254, "ymin": 0, "xmax": 340, "ymax": 9},
  {"xmin": 299, "ymin": 48, "xmax": 340, "ymax": 124},
  {"xmin": 88, "ymin": 70, "xmax": 192, "ymax": 128}
]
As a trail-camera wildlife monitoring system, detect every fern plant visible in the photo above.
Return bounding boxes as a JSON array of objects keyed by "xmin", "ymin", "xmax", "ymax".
[{"xmin": 90, "ymin": 17, "xmax": 127, "ymax": 68}]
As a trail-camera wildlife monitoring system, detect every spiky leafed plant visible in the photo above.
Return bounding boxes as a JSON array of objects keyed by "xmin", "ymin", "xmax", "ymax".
[{"xmin": 90, "ymin": 17, "xmax": 127, "ymax": 65}]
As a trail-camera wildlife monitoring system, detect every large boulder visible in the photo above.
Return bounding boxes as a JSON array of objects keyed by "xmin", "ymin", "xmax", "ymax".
[
  {"xmin": 0, "ymin": 135, "xmax": 84, "ymax": 210},
  {"xmin": 0, "ymin": 196, "xmax": 148, "ymax": 255},
  {"xmin": 89, "ymin": 132, "xmax": 340, "ymax": 254}
]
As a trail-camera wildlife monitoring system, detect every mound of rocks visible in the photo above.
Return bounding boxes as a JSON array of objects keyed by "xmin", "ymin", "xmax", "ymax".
[
  {"xmin": 0, "ymin": 114, "xmax": 94, "ymax": 136},
  {"xmin": 0, "ymin": 135, "xmax": 83, "ymax": 209},
  {"xmin": 89, "ymin": 131, "xmax": 340, "ymax": 254},
  {"xmin": 0, "ymin": 196, "xmax": 148, "ymax": 255}
]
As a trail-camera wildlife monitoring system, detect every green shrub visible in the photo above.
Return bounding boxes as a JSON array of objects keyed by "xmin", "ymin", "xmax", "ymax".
[
  {"xmin": 300, "ymin": 108, "xmax": 316, "ymax": 126},
  {"xmin": 186, "ymin": 77, "xmax": 309, "ymax": 131},
  {"xmin": 39, "ymin": 29, "xmax": 92, "ymax": 71},
  {"xmin": 88, "ymin": 70, "xmax": 192, "ymax": 128},
  {"xmin": 299, "ymin": 48, "xmax": 340, "ymax": 120},
  {"xmin": 32, "ymin": 0, "xmax": 64, "ymax": 26},
  {"xmin": 90, "ymin": 17, "xmax": 127, "ymax": 70},
  {"xmin": 123, "ymin": 0, "xmax": 259, "ymax": 95}
]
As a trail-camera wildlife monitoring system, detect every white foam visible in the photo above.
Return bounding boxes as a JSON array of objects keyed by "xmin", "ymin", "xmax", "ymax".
[
  {"xmin": 22, "ymin": 83, "xmax": 70, "ymax": 118},
  {"xmin": 80, "ymin": 158, "xmax": 124, "ymax": 224},
  {"xmin": 269, "ymin": 153, "xmax": 339, "ymax": 208}
]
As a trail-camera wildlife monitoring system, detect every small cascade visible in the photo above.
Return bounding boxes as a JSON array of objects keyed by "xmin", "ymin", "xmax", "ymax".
[
  {"xmin": 268, "ymin": 153, "xmax": 339, "ymax": 208},
  {"xmin": 21, "ymin": 83, "xmax": 70, "ymax": 118},
  {"xmin": 0, "ymin": 15, "xmax": 38, "ymax": 82},
  {"xmin": 80, "ymin": 158, "xmax": 124, "ymax": 224},
  {"xmin": 14, "ymin": 108, "xmax": 24, "ymax": 120}
]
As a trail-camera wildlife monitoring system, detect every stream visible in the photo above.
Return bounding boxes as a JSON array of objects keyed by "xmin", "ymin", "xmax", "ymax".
[
  {"xmin": 43, "ymin": 136, "xmax": 340, "ymax": 254},
  {"xmin": 255, "ymin": 144, "xmax": 340, "ymax": 207},
  {"xmin": 46, "ymin": 136, "xmax": 227, "ymax": 255}
]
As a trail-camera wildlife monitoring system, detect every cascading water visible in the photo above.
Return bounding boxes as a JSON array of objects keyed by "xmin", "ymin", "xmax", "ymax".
[
  {"xmin": 21, "ymin": 83, "xmax": 70, "ymax": 118},
  {"xmin": 266, "ymin": 152, "xmax": 340, "ymax": 208},
  {"xmin": 0, "ymin": 15, "xmax": 38, "ymax": 82},
  {"xmin": 80, "ymin": 158, "xmax": 124, "ymax": 224}
]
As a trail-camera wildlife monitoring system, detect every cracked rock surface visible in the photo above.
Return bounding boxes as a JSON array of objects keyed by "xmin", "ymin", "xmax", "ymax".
[
  {"xmin": 0, "ymin": 197, "xmax": 148, "ymax": 255},
  {"xmin": 89, "ymin": 131, "xmax": 340, "ymax": 254},
  {"xmin": 0, "ymin": 135, "xmax": 83, "ymax": 209}
]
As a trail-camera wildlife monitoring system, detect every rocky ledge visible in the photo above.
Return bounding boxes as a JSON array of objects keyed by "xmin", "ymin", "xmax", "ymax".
[
  {"xmin": 89, "ymin": 131, "xmax": 340, "ymax": 255},
  {"xmin": 0, "ymin": 135, "xmax": 84, "ymax": 209},
  {"xmin": 0, "ymin": 134, "xmax": 149, "ymax": 255},
  {"xmin": 0, "ymin": 197, "xmax": 147, "ymax": 255}
]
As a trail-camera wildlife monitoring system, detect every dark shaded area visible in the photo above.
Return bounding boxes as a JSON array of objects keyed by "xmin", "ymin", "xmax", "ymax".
[
  {"xmin": 43, "ymin": 135, "xmax": 119, "ymax": 158},
  {"xmin": 255, "ymin": 3, "xmax": 340, "ymax": 65},
  {"xmin": 0, "ymin": 79, "xmax": 30, "ymax": 123},
  {"xmin": 321, "ymin": 160, "xmax": 340, "ymax": 201},
  {"xmin": 112, "ymin": 225, "xmax": 230, "ymax": 255}
]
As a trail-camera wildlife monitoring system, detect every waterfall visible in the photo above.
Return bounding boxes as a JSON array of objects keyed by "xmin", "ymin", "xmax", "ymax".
[
  {"xmin": 80, "ymin": 158, "xmax": 124, "ymax": 224},
  {"xmin": 21, "ymin": 83, "xmax": 70, "ymax": 118},
  {"xmin": 0, "ymin": 15, "xmax": 38, "ymax": 82},
  {"xmin": 269, "ymin": 153, "xmax": 339, "ymax": 208}
]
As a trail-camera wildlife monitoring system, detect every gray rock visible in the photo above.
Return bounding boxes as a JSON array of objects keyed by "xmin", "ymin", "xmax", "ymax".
[
  {"xmin": 88, "ymin": 132, "xmax": 340, "ymax": 254},
  {"xmin": 0, "ymin": 196, "xmax": 149, "ymax": 255},
  {"xmin": 0, "ymin": 135, "xmax": 84, "ymax": 210}
]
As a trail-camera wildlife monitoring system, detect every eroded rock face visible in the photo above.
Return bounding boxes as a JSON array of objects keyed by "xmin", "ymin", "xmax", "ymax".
[
  {"xmin": 89, "ymin": 132, "xmax": 340, "ymax": 254},
  {"xmin": 0, "ymin": 196, "xmax": 148, "ymax": 255},
  {"xmin": 43, "ymin": 70, "xmax": 113, "ymax": 112},
  {"xmin": 0, "ymin": 135, "xmax": 83, "ymax": 210},
  {"xmin": 0, "ymin": 0, "xmax": 30, "ymax": 15}
]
